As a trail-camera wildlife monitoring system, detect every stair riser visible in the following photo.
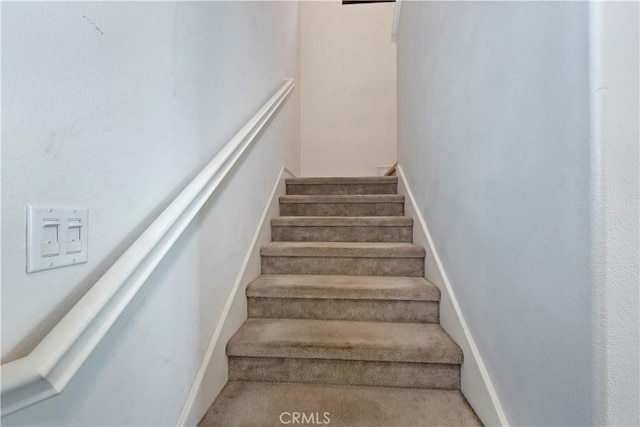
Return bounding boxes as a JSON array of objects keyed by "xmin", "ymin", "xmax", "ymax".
[
  {"xmin": 261, "ymin": 257, "xmax": 425, "ymax": 277},
  {"xmin": 248, "ymin": 298, "xmax": 439, "ymax": 323},
  {"xmin": 280, "ymin": 203, "xmax": 403, "ymax": 217},
  {"xmin": 228, "ymin": 357, "xmax": 460, "ymax": 390},
  {"xmin": 271, "ymin": 226, "xmax": 412, "ymax": 242},
  {"xmin": 287, "ymin": 183, "xmax": 397, "ymax": 195}
]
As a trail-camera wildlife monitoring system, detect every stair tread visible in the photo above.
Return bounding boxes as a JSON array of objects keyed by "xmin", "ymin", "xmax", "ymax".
[
  {"xmin": 247, "ymin": 274, "xmax": 439, "ymax": 301},
  {"xmin": 199, "ymin": 381, "xmax": 481, "ymax": 427},
  {"xmin": 272, "ymin": 216, "xmax": 412, "ymax": 227},
  {"xmin": 287, "ymin": 176, "xmax": 397, "ymax": 185},
  {"xmin": 227, "ymin": 318, "xmax": 462, "ymax": 364},
  {"xmin": 260, "ymin": 241, "xmax": 426, "ymax": 258},
  {"xmin": 280, "ymin": 194, "xmax": 404, "ymax": 204}
]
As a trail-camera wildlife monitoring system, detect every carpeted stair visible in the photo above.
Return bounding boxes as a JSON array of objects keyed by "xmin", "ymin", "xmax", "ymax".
[{"xmin": 199, "ymin": 176, "xmax": 482, "ymax": 426}]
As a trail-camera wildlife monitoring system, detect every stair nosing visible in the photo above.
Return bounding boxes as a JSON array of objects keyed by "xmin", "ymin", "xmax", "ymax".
[
  {"xmin": 227, "ymin": 318, "xmax": 463, "ymax": 365},
  {"xmin": 280, "ymin": 195, "xmax": 404, "ymax": 204},
  {"xmin": 260, "ymin": 242, "xmax": 426, "ymax": 258},
  {"xmin": 286, "ymin": 177, "xmax": 398, "ymax": 185},
  {"xmin": 271, "ymin": 216, "xmax": 413, "ymax": 227},
  {"xmin": 246, "ymin": 274, "xmax": 440, "ymax": 301}
]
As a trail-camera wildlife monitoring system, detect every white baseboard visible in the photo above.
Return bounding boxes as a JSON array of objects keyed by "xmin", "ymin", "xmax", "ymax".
[
  {"xmin": 176, "ymin": 166, "xmax": 295, "ymax": 427},
  {"xmin": 396, "ymin": 165, "xmax": 508, "ymax": 427}
]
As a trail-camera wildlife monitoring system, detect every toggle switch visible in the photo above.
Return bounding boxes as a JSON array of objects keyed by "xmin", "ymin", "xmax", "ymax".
[{"xmin": 42, "ymin": 219, "xmax": 60, "ymax": 257}]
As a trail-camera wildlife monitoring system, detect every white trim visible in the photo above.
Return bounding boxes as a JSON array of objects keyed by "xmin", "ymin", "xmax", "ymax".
[
  {"xmin": 396, "ymin": 165, "xmax": 509, "ymax": 427},
  {"xmin": 0, "ymin": 79, "xmax": 296, "ymax": 417},
  {"xmin": 391, "ymin": 0, "xmax": 402, "ymax": 37},
  {"xmin": 176, "ymin": 166, "xmax": 295, "ymax": 427}
]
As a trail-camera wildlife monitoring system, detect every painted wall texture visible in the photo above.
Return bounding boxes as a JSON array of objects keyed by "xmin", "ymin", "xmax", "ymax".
[
  {"xmin": 1, "ymin": 1, "xmax": 299, "ymax": 425},
  {"xmin": 397, "ymin": 2, "xmax": 593, "ymax": 425},
  {"xmin": 590, "ymin": 2, "xmax": 640, "ymax": 425},
  {"xmin": 300, "ymin": 0, "xmax": 397, "ymax": 177}
]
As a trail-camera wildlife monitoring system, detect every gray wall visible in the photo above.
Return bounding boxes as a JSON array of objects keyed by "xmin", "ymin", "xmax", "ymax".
[
  {"xmin": 2, "ymin": 1, "xmax": 299, "ymax": 424},
  {"xmin": 397, "ymin": 2, "xmax": 592, "ymax": 425}
]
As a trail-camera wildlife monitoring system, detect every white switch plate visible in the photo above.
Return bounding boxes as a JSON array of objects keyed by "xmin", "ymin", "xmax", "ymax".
[{"xmin": 26, "ymin": 205, "xmax": 89, "ymax": 273}]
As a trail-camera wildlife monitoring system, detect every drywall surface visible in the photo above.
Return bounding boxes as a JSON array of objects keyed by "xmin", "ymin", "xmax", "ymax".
[
  {"xmin": 1, "ymin": 1, "xmax": 299, "ymax": 424},
  {"xmin": 178, "ymin": 167, "xmax": 295, "ymax": 426},
  {"xmin": 590, "ymin": 2, "xmax": 640, "ymax": 425},
  {"xmin": 397, "ymin": 2, "xmax": 592, "ymax": 425},
  {"xmin": 396, "ymin": 166, "xmax": 505, "ymax": 426},
  {"xmin": 300, "ymin": 1, "xmax": 396, "ymax": 177}
]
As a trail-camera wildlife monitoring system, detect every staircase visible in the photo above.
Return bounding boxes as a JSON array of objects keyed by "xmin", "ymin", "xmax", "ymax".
[{"xmin": 199, "ymin": 177, "xmax": 482, "ymax": 426}]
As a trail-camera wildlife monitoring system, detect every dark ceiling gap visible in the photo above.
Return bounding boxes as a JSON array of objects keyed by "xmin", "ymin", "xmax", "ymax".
[{"xmin": 342, "ymin": 0, "xmax": 395, "ymax": 5}]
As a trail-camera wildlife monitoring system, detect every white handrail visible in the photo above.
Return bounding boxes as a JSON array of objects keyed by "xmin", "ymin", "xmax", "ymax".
[{"xmin": 0, "ymin": 78, "xmax": 296, "ymax": 417}]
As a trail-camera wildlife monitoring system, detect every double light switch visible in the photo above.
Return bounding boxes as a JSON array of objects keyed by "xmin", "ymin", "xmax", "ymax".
[{"xmin": 27, "ymin": 205, "xmax": 89, "ymax": 273}]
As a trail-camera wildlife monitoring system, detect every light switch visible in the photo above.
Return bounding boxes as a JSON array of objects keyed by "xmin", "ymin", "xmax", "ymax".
[
  {"xmin": 67, "ymin": 219, "xmax": 82, "ymax": 253},
  {"xmin": 42, "ymin": 219, "xmax": 60, "ymax": 257},
  {"xmin": 27, "ymin": 205, "xmax": 89, "ymax": 273}
]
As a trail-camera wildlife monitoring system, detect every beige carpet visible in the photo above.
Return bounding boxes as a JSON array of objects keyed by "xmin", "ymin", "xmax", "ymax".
[
  {"xmin": 199, "ymin": 381, "xmax": 482, "ymax": 427},
  {"xmin": 200, "ymin": 176, "xmax": 483, "ymax": 426}
]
